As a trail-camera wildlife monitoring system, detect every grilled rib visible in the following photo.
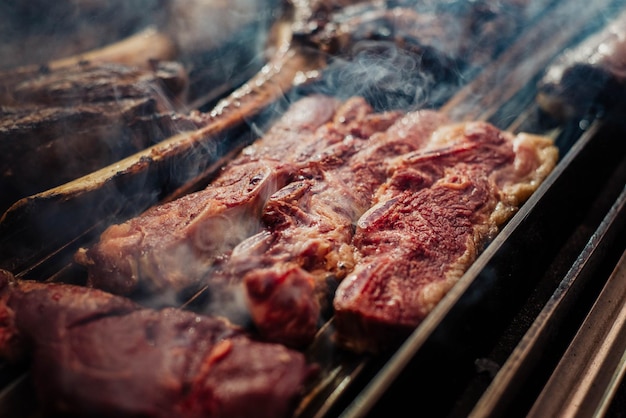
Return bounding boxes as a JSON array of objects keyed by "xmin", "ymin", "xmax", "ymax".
[
  {"xmin": 296, "ymin": 0, "xmax": 549, "ymax": 109},
  {"xmin": 0, "ymin": 61, "xmax": 193, "ymax": 212}
]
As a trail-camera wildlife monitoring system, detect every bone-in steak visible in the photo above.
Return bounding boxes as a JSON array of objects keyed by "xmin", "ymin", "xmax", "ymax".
[{"xmin": 76, "ymin": 95, "xmax": 342, "ymax": 297}]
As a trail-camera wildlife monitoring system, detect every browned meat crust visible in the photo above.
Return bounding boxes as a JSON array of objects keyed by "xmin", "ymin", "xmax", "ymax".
[
  {"xmin": 0, "ymin": 61, "xmax": 193, "ymax": 211},
  {"xmin": 76, "ymin": 95, "xmax": 342, "ymax": 297},
  {"xmin": 224, "ymin": 99, "xmax": 450, "ymax": 347},
  {"xmin": 0, "ymin": 270, "xmax": 314, "ymax": 418}
]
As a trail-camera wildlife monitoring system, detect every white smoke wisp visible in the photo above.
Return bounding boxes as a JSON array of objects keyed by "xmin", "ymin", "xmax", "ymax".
[{"xmin": 164, "ymin": 0, "xmax": 271, "ymax": 55}]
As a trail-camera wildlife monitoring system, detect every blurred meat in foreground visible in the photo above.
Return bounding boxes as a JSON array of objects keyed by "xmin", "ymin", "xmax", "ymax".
[{"xmin": 0, "ymin": 270, "xmax": 315, "ymax": 418}]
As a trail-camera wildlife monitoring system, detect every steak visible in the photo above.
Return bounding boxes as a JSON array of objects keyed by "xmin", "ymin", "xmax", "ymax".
[
  {"xmin": 77, "ymin": 95, "xmax": 557, "ymax": 352},
  {"xmin": 76, "ymin": 95, "xmax": 342, "ymax": 298},
  {"xmin": 0, "ymin": 61, "xmax": 193, "ymax": 211},
  {"xmin": 298, "ymin": 0, "xmax": 549, "ymax": 109},
  {"xmin": 0, "ymin": 0, "xmax": 167, "ymax": 71},
  {"xmin": 0, "ymin": 270, "xmax": 314, "ymax": 418},
  {"xmin": 333, "ymin": 121, "xmax": 558, "ymax": 353},
  {"xmin": 224, "ymin": 99, "xmax": 450, "ymax": 347},
  {"xmin": 537, "ymin": 8, "xmax": 626, "ymax": 120}
]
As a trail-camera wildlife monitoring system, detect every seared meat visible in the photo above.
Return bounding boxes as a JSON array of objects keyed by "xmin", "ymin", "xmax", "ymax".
[
  {"xmin": 298, "ymin": 0, "xmax": 548, "ymax": 109},
  {"xmin": 537, "ymin": 9, "xmax": 626, "ymax": 120},
  {"xmin": 0, "ymin": 61, "xmax": 194, "ymax": 211},
  {"xmin": 333, "ymin": 121, "xmax": 558, "ymax": 353},
  {"xmin": 224, "ymin": 98, "xmax": 450, "ymax": 346},
  {"xmin": 78, "ymin": 95, "xmax": 557, "ymax": 352},
  {"xmin": 0, "ymin": 270, "xmax": 314, "ymax": 418},
  {"xmin": 0, "ymin": 60, "xmax": 188, "ymax": 108},
  {"xmin": 76, "ymin": 95, "xmax": 341, "ymax": 298}
]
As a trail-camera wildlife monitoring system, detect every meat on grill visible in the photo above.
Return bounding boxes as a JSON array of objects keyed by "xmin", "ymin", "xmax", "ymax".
[
  {"xmin": 297, "ymin": 0, "xmax": 549, "ymax": 109},
  {"xmin": 333, "ymin": 121, "xmax": 558, "ymax": 353},
  {"xmin": 0, "ymin": 61, "xmax": 195, "ymax": 211},
  {"xmin": 537, "ymin": 8, "xmax": 626, "ymax": 120},
  {"xmin": 0, "ymin": 270, "xmax": 314, "ymax": 418},
  {"xmin": 223, "ymin": 99, "xmax": 450, "ymax": 347},
  {"xmin": 0, "ymin": 60, "xmax": 188, "ymax": 107},
  {"xmin": 77, "ymin": 94, "xmax": 557, "ymax": 351},
  {"xmin": 75, "ymin": 95, "xmax": 342, "ymax": 298}
]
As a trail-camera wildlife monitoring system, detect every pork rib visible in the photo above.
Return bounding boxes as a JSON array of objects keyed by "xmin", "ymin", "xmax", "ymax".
[{"xmin": 333, "ymin": 121, "xmax": 558, "ymax": 353}]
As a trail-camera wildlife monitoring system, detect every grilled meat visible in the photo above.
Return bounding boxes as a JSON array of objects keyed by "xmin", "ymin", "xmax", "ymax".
[
  {"xmin": 0, "ymin": 60, "xmax": 188, "ymax": 108},
  {"xmin": 0, "ymin": 0, "xmax": 168, "ymax": 70},
  {"xmin": 0, "ymin": 270, "xmax": 314, "ymax": 418},
  {"xmin": 224, "ymin": 99, "xmax": 449, "ymax": 347},
  {"xmin": 0, "ymin": 0, "xmax": 281, "ymax": 110},
  {"xmin": 333, "ymin": 121, "xmax": 558, "ymax": 353},
  {"xmin": 537, "ymin": 9, "xmax": 626, "ymax": 120},
  {"xmin": 77, "ymin": 95, "xmax": 557, "ymax": 352},
  {"xmin": 0, "ymin": 61, "xmax": 193, "ymax": 211},
  {"xmin": 297, "ymin": 0, "xmax": 549, "ymax": 109},
  {"xmin": 75, "ymin": 95, "xmax": 342, "ymax": 298}
]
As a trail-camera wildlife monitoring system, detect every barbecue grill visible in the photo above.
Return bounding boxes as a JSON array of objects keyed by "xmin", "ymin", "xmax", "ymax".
[{"xmin": 1, "ymin": 0, "xmax": 625, "ymax": 417}]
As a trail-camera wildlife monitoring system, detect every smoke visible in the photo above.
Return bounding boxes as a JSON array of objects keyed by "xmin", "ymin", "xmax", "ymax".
[
  {"xmin": 0, "ymin": 0, "xmax": 168, "ymax": 70},
  {"xmin": 318, "ymin": 40, "xmax": 461, "ymax": 112}
]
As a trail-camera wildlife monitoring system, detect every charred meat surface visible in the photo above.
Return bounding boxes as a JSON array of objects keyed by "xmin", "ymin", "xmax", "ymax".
[
  {"xmin": 537, "ymin": 8, "xmax": 626, "ymax": 120},
  {"xmin": 0, "ymin": 0, "xmax": 281, "ymax": 111},
  {"xmin": 333, "ymin": 121, "xmax": 558, "ymax": 353},
  {"xmin": 75, "ymin": 95, "xmax": 342, "ymax": 298},
  {"xmin": 0, "ymin": 270, "xmax": 314, "ymax": 418},
  {"xmin": 0, "ymin": 60, "xmax": 188, "ymax": 108},
  {"xmin": 0, "ymin": 61, "xmax": 194, "ymax": 211},
  {"xmin": 297, "ymin": 0, "xmax": 549, "ymax": 109}
]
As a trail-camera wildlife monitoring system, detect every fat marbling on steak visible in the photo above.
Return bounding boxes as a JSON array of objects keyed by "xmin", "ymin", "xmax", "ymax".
[
  {"xmin": 221, "ymin": 97, "xmax": 451, "ymax": 347},
  {"xmin": 333, "ymin": 120, "xmax": 558, "ymax": 353},
  {"xmin": 0, "ymin": 270, "xmax": 314, "ymax": 418}
]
